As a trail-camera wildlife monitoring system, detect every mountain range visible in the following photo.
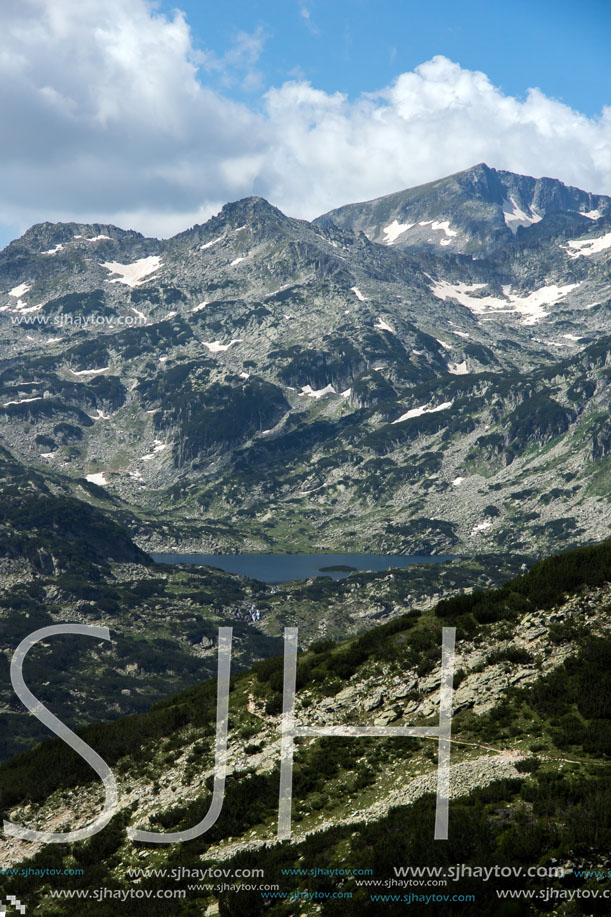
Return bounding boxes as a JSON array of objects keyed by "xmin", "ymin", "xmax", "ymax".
[
  {"xmin": 0, "ymin": 163, "xmax": 610, "ymax": 560},
  {"xmin": 1, "ymin": 164, "xmax": 611, "ymax": 912}
]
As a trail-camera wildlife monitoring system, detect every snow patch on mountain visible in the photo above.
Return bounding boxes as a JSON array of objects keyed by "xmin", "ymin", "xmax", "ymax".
[
  {"xmin": 69, "ymin": 366, "xmax": 110, "ymax": 376},
  {"xmin": 382, "ymin": 220, "xmax": 414, "ymax": 244},
  {"xmin": 564, "ymin": 232, "xmax": 611, "ymax": 258},
  {"xmin": 418, "ymin": 219, "xmax": 457, "ymax": 244},
  {"xmin": 503, "ymin": 284, "xmax": 580, "ymax": 325},
  {"xmin": 8, "ymin": 283, "xmax": 31, "ymax": 298},
  {"xmin": 142, "ymin": 440, "xmax": 169, "ymax": 461},
  {"xmin": 41, "ymin": 244, "xmax": 63, "ymax": 255},
  {"xmin": 374, "ymin": 317, "xmax": 394, "ymax": 333},
  {"xmin": 502, "ymin": 196, "xmax": 542, "ymax": 232},
  {"xmin": 429, "ymin": 279, "xmax": 487, "ymax": 305},
  {"xmin": 429, "ymin": 278, "xmax": 579, "ymax": 325},
  {"xmin": 299, "ymin": 384, "xmax": 337, "ymax": 399},
  {"xmin": 101, "ymin": 256, "xmax": 161, "ymax": 287},
  {"xmin": 432, "ymin": 220, "xmax": 457, "ymax": 238},
  {"xmin": 2, "ymin": 396, "xmax": 42, "ymax": 407},
  {"xmin": 448, "ymin": 361, "xmax": 468, "ymax": 375},
  {"xmin": 202, "ymin": 339, "xmax": 242, "ymax": 352},
  {"xmin": 351, "ymin": 286, "xmax": 366, "ymax": 301},
  {"xmin": 85, "ymin": 472, "xmax": 108, "ymax": 486},
  {"xmin": 392, "ymin": 400, "xmax": 453, "ymax": 424},
  {"xmin": 201, "ymin": 235, "xmax": 224, "ymax": 250}
]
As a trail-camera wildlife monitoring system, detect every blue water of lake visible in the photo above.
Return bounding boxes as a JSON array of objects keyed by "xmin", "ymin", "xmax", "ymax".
[{"xmin": 151, "ymin": 553, "xmax": 455, "ymax": 584}]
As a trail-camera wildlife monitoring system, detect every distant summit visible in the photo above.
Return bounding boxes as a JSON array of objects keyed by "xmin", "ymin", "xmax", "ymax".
[{"xmin": 317, "ymin": 163, "xmax": 611, "ymax": 256}]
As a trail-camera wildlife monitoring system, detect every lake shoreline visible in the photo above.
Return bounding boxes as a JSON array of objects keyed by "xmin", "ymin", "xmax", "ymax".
[{"xmin": 151, "ymin": 552, "xmax": 458, "ymax": 584}]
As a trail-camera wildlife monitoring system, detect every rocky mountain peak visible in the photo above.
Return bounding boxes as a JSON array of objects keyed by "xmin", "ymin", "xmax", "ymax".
[
  {"xmin": 319, "ymin": 164, "xmax": 611, "ymax": 256},
  {"xmin": 172, "ymin": 196, "xmax": 296, "ymax": 250},
  {"xmin": 218, "ymin": 196, "xmax": 291, "ymax": 230},
  {"xmin": 6, "ymin": 221, "xmax": 143, "ymax": 253}
]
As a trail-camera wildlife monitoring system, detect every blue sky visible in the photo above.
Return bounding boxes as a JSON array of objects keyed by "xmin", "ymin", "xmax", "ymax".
[
  {"xmin": 0, "ymin": 0, "xmax": 610, "ymax": 247},
  {"xmin": 160, "ymin": 0, "xmax": 611, "ymax": 115}
]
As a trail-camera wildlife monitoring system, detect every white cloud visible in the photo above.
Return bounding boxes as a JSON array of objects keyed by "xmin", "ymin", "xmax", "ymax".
[
  {"xmin": 260, "ymin": 58, "xmax": 611, "ymax": 217},
  {"xmin": 198, "ymin": 25, "xmax": 267, "ymax": 92},
  {"xmin": 299, "ymin": 5, "xmax": 320, "ymax": 36},
  {"xmin": 0, "ymin": 0, "xmax": 266, "ymax": 236},
  {"xmin": 1, "ymin": 3, "xmax": 611, "ymax": 242}
]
